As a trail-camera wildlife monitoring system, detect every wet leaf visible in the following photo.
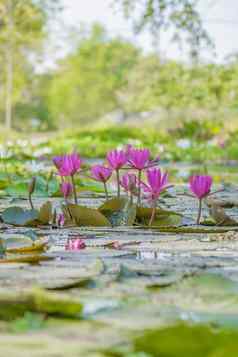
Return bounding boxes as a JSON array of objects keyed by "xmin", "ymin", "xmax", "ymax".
[
  {"xmin": 38, "ymin": 201, "xmax": 53, "ymax": 224},
  {"xmin": 136, "ymin": 207, "xmax": 182, "ymax": 227},
  {"xmin": 1, "ymin": 207, "xmax": 39, "ymax": 226},
  {"xmin": 5, "ymin": 181, "xmax": 28, "ymax": 197},
  {"xmin": 133, "ymin": 324, "xmax": 238, "ymax": 357},
  {"xmin": 66, "ymin": 204, "xmax": 111, "ymax": 227},
  {"xmin": 0, "ymin": 254, "xmax": 53, "ymax": 264},
  {"xmin": 99, "ymin": 198, "xmax": 129, "ymax": 213},
  {"xmin": 116, "ymin": 265, "xmax": 139, "ymax": 281},
  {"xmin": 3, "ymin": 236, "xmax": 48, "ymax": 254},
  {"xmin": 5, "ymin": 177, "xmax": 59, "ymax": 198},
  {"xmin": 0, "ymin": 288, "xmax": 83, "ymax": 320},
  {"xmin": 209, "ymin": 204, "xmax": 238, "ymax": 226},
  {"xmin": 99, "ymin": 198, "xmax": 137, "ymax": 226}
]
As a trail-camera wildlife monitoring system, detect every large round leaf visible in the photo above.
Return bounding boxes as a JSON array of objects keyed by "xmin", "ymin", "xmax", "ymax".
[
  {"xmin": 1, "ymin": 207, "xmax": 39, "ymax": 226},
  {"xmin": 66, "ymin": 204, "xmax": 111, "ymax": 227},
  {"xmin": 99, "ymin": 198, "xmax": 137, "ymax": 226}
]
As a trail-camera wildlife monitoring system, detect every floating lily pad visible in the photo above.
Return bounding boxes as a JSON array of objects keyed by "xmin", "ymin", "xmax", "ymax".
[
  {"xmin": 133, "ymin": 324, "xmax": 238, "ymax": 357},
  {"xmin": 37, "ymin": 201, "xmax": 53, "ymax": 225},
  {"xmin": 65, "ymin": 204, "xmax": 111, "ymax": 227},
  {"xmin": 99, "ymin": 198, "xmax": 137, "ymax": 226},
  {"xmin": 1, "ymin": 207, "xmax": 39, "ymax": 226},
  {"xmin": 136, "ymin": 207, "xmax": 182, "ymax": 227}
]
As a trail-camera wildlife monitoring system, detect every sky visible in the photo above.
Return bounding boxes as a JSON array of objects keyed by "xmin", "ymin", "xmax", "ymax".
[{"xmin": 50, "ymin": 0, "xmax": 238, "ymax": 64}]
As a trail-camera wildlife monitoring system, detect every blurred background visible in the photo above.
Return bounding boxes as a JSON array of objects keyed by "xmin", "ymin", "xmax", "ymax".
[{"xmin": 1, "ymin": 0, "xmax": 238, "ymax": 165}]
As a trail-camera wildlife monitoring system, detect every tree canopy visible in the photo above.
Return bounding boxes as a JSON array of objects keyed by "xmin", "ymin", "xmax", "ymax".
[{"xmin": 115, "ymin": 0, "xmax": 212, "ymax": 56}]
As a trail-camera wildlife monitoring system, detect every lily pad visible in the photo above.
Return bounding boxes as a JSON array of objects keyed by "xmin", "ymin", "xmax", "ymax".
[
  {"xmin": 136, "ymin": 207, "xmax": 182, "ymax": 227},
  {"xmin": 37, "ymin": 201, "xmax": 53, "ymax": 225},
  {"xmin": 2, "ymin": 236, "xmax": 48, "ymax": 254},
  {"xmin": 133, "ymin": 324, "xmax": 238, "ymax": 357},
  {"xmin": 1, "ymin": 207, "xmax": 39, "ymax": 226},
  {"xmin": 65, "ymin": 204, "xmax": 111, "ymax": 227},
  {"xmin": 99, "ymin": 198, "xmax": 137, "ymax": 226}
]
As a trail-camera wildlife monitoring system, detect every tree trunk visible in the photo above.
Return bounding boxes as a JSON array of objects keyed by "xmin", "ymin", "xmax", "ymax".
[{"xmin": 5, "ymin": 0, "xmax": 14, "ymax": 130}]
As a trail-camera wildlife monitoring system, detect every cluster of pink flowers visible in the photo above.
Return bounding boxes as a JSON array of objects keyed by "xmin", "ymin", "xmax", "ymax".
[
  {"xmin": 53, "ymin": 152, "xmax": 82, "ymax": 204},
  {"xmin": 53, "ymin": 148, "xmax": 215, "ymax": 226}
]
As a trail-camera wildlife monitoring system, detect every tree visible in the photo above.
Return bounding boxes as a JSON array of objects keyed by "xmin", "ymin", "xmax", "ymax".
[
  {"xmin": 115, "ymin": 0, "xmax": 212, "ymax": 57},
  {"xmin": 0, "ymin": 0, "xmax": 61, "ymax": 129},
  {"xmin": 47, "ymin": 24, "xmax": 139, "ymax": 127}
]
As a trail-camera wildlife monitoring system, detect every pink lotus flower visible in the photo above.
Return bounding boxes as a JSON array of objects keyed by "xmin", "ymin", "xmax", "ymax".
[
  {"xmin": 65, "ymin": 238, "xmax": 86, "ymax": 251},
  {"xmin": 141, "ymin": 168, "xmax": 169, "ymax": 225},
  {"xmin": 107, "ymin": 149, "xmax": 127, "ymax": 198},
  {"xmin": 127, "ymin": 148, "xmax": 151, "ymax": 170},
  {"xmin": 53, "ymin": 155, "xmax": 64, "ymax": 170},
  {"xmin": 189, "ymin": 175, "xmax": 212, "ymax": 199},
  {"xmin": 189, "ymin": 175, "xmax": 213, "ymax": 225},
  {"xmin": 141, "ymin": 168, "xmax": 169, "ymax": 202},
  {"xmin": 91, "ymin": 165, "xmax": 112, "ymax": 183},
  {"xmin": 58, "ymin": 152, "xmax": 82, "ymax": 177},
  {"xmin": 107, "ymin": 150, "xmax": 127, "ymax": 170},
  {"xmin": 120, "ymin": 173, "xmax": 137, "ymax": 193},
  {"xmin": 61, "ymin": 181, "xmax": 73, "ymax": 199}
]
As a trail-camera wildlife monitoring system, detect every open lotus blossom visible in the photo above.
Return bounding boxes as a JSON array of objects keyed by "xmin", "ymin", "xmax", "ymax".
[
  {"xmin": 142, "ymin": 168, "xmax": 169, "ymax": 202},
  {"xmin": 61, "ymin": 181, "xmax": 73, "ymax": 200},
  {"xmin": 107, "ymin": 149, "xmax": 127, "ymax": 170},
  {"xmin": 189, "ymin": 175, "xmax": 213, "ymax": 225},
  {"xmin": 189, "ymin": 175, "xmax": 213, "ymax": 199},
  {"xmin": 57, "ymin": 152, "xmax": 82, "ymax": 177},
  {"xmin": 65, "ymin": 238, "xmax": 86, "ymax": 251},
  {"xmin": 91, "ymin": 165, "xmax": 112, "ymax": 199},
  {"xmin": 141, "ymin": 168, "xmax": 170, "ymax": 225},
  {"xmin": 91, "ymin": 165, "xmax": 112, "ymax": 183},
  {"xmin": 127, "ymin": 147, "xmax": 160, "ymax": 204},
  {"xmin": 107, "ymin": 149, "xmax": 127, "ymax": 198},
  {"xmin": 127, "ymin": 148, "xmax": 151, "ymax": 170},
  {"xmin": 53, "ymin": 152, "xmax": 81, "ymax": 204}
]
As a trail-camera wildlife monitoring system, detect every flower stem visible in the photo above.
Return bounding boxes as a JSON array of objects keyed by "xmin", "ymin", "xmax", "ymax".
[
  {"xmin": 196, "ymin": 198, "xmax": 202, "ymax": 225},
  {"xmin": 71, "ymin": 175, "xmax": 78, "ymax": 204},
  {"xmin": 149, "ymin": 200, "xmax": 157, "ymax": 226},
  {"xmin": 103, "ymin": 181, "xmax": 109, "ymax": 200},
  {"xmin": 116, "ymin": 169, "xmax": 120, "ymax": 198},
  {"xmin": 130, "ymin": 191, "xmax": 133, "ymax": 205},
  {"xmin": 28, "ymin": 193, "xmax": 34, "ymax": 210},
  {"xmin": 137, "ymin": 169, "xmax": 142, "ymax": 206}
]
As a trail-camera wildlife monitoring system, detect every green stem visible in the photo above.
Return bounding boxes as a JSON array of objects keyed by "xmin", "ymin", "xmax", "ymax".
[
  {"xmin": 137, "ymin": 169, "xmax": 142, "ymax": 206},
  {"xmin": 149, "ymin": 200, "xmax": 157, "ymax": 226},
  {"xmin": 116, "ymin": 169, "xmax": 120, "ymax": 198},
  {"xmin": 71, "ymin": 175, "xmax": 78, "ymax": 204},
  {"xmin": 130, "ymin": 191, "xmax": 133, "ymax": 205},
  {"xmin": 197, "ymin": 198, "xmax": 202, "ymax": 225},
  {"xmin": 103, "ymin": 181, "xmax": 109, "ymax": 200},
  {"xmin": 28, "ymin": 193, "xmax": 34, "ymax": 210}
]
